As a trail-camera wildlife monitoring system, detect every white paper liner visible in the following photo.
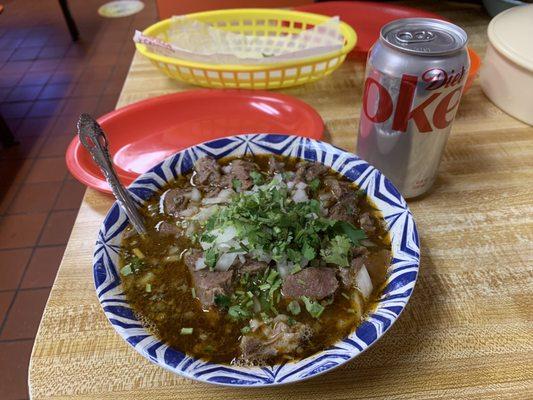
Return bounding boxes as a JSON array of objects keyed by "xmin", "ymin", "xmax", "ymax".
[{"xmin": 134, "ymin": 16, "xmax": 343, "ymax": 65}]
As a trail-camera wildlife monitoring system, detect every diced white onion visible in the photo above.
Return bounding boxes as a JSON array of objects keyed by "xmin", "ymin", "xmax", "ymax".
[
  {"xmin": 215, "ymin": 225, "xmax": 238, "ymax": 244},
  {"xmin": 355, "ymin": 265, "xmax": 373, "ymax": 299},
  {"xmin": 277, "ymin": 261, "xmax": 294, "ymax": 278},
  {"xmin": 292, "ymin": 189, "xmax": 308, "ymax": 203},
  {"xmin": 296, "ymin": 181, "xmax": 307, "ymax": 190},
  {"xmin": 178, "ymin": 206, "xmax": 199, "ymax": 217},
  {"xmin": 189, "ymin": 188, "xmax": 201, "ymax": 202},
  {"xmin": 238, "ymin": 254, "xmax": 245, "ymax": 264},
  {"xmin": 287, "ymin": 181, "xmax": 295, "ymax": 189},
  {"xmin": 195, "ymin": 257, "xmax": 206, "ymax": 271},
  {"xmin": 253, "ymin": 297, "xmax": 261, "ymax": 313},
  {"xmin": 222, "ymin": 165, "xmax": 231, "ymax": 174},
  {"xmin": 192, "ymin": 206, "xmax": 218, "ymax": 222},
  {"xmin": 202, "ymin": 188, "xmax": 234, "ymax": 205},
  {"xmin": 215, "ymin": 252, "xmax": 238, "ymax": 272}
]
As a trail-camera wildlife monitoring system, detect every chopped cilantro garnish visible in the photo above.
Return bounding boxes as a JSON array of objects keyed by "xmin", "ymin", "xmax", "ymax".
[
  {"xmin": 204, "ymin": 247, "xmax": 218, "ymax": 270},
  {"xmin": 120, "ymin": 264, "xmax": 132, "ymax": 276},
  {"xmin": 191, "ymin": 287, "xmax": 196, "ymax": 299},
  {"xmin": 145, "ymin": 283, "xmax": 152, "ymax": 293},
  {"xmin": 232, "ymin": 178, "xmax": 242, "ymax": 191},
  {"xmin": 180, "ymin": 327, "xmax": 193, "ymax": 335},
  {"xmin": 309, "ymin": 178, "xmax": 320, "ymax": 192},
  {"xmin": 250, "ymin": 170, "xmax": 263, "ymax": 185},
  {"xmin": 320, "ymin": 235, "xmax": 352, "ymax": 267},
  {"xmin": 287, "ymin": 300, "xmax": 301, "ymax": 315},
  {"xmin": 132, "ymin": 248, "xmax": 144, "ymax": 259},
  {"xmin": 301, "ymin": 296, "xmax": 325, "ymax": 318},
  {"xmin": 228, "ymin": 305, "xmax": 250, "ymax": 321},
  {"xmin": 214, "ymin": 294, "xmax": 231, "ymax": 308},
  {"xmin": 241, "ymin": 325, "xmax": 251, "ymax": 334},
  {"xmin": 333, "ymin": 221, "xmax": 366, "ymax": 245}
]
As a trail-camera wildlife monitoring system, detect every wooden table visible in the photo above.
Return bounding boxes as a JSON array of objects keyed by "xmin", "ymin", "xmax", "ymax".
[{"xmin": 29, "ymin": 2, "xmax": 533, "ymax": 399}]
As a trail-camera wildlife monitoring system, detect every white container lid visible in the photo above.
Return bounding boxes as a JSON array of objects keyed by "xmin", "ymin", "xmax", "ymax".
[{"xmin": 488, "ymin": 4, "xmax": 533, "ymax": 72}]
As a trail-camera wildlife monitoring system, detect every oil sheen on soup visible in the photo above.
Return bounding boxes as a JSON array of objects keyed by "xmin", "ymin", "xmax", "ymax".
[{"xmin": 119, "ymin": 155, "xmax": 392, "ymax": 365}]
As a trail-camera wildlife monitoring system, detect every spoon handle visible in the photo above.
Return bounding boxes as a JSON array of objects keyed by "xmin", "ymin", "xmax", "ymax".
[{"xmin": 77, "ymin": 113, "xmax": 147, "ymax": 235}]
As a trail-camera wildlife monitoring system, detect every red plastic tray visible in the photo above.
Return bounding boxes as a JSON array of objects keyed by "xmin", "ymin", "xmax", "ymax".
[
  {"xmin": 294, "ymin": 1, "xmax": 446, "ymax": 61},
  {"xmin": 66, "ymin": 90, "xmax": 324, "ymax": 194}
]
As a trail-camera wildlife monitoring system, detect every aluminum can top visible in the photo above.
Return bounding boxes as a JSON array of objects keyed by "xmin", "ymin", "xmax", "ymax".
[{"xmin": 380, "ymin": 18, "xmax": 468, "ymax": 56}]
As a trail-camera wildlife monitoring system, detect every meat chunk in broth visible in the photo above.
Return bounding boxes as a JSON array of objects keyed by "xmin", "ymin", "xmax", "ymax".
[
  {"xmin": 239, "ymin": 315, "xmax": 312, "ymax": 363},
  {"xmin": 282, "ymin": 267, "xmax": 339, "ymax": 300},
  {"xmin": 194, "ymin": 156, "xmax": 221, "ymax": 185}
]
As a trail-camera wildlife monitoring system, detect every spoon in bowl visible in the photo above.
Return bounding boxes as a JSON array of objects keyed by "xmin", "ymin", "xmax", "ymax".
[{"xmin": 77, "ymin": 113, "xmax": 147, "ymax": 235}]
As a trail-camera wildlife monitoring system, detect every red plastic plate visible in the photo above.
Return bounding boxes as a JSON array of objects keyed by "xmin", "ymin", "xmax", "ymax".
[
  {"xmin": 294, "ymin": 1, "xmax": 445, "ymax": 60},
  {"xmin": 66, "ymin": 89, "xmax": 324, "ymax": 194}
]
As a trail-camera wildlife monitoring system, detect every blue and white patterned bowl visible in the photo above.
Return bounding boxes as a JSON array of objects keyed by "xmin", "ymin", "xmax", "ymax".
[{"xmin": 94, "ymin": 134, "xmax": 419, "ymax": 386}]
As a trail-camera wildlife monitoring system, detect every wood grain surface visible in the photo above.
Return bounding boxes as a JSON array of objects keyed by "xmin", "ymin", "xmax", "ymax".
[{"xmin": 29, "ymin": 2, "xmax": 533, "ymax": 399}]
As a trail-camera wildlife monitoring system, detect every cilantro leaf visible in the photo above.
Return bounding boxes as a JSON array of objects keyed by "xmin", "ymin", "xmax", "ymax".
[
  {"xmin": 232, "ymin": 178, "xmax": 242, "ymax": 192},
  {"xmin": 308, "ymin": 178, "xmax": 320, "ymax": 192},
  {"xmin": 214, "ymin": 294, "xmax": 231, "ymax": 308},
  {"xmin": 320, "ymin": 235, "xmax": 352, "ymax": 267},
  {"xmin": 332, "ymin": 221, "xmax": 366, "ymax": 245},
  {"xmin": 250, "ymin": 171, "xmax": 263, "ymax": 185},
  {"xmin": 287, "ymin": 300, "xmax": 301, "ymax": 315},
  {"xmin": 302, "ymin": 241, "xmax": 316, "ymax": 261},
  {"xmin": 204, "ymin": 248, "xmax": 218, "ymax": 270},
  {"xmin": 301, "ymin": 296, "xmax": 325, "ymax": 318}
]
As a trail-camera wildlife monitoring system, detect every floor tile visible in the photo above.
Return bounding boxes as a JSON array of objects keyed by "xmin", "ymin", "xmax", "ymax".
[
  {"xmin": 50, "ymin": 114, "xmax": 78, "ymax": 136},
  {"xmin": 38, "ymin": 210, "xmax": 77, "ymax": 246},
  {"xmin": 15, "ymin": 116, "xmax": 56, "ymax": 137},
  {"xmin": 94, "ymin": 94, "xmax": 118, "ymax": 117},
  {"xmin": 0, "ymin": 249, "xmax": 32, "ymax": 290},
  {"xmin": 27, "ymin": 99, "xmax": 64, "ymax": 118},
  {"xmin": 48, "ymin": 69, "xmax": 81, "ymax": 84},
  {"xmin": 0, "ymin": 340, "xmax": 33, "ymax": 399},
  {"xmin": 28, "ymin": 58, "xmax": 61, "ymax": 72},
  {"xmin": 0, "ymin": 102, "xmax": 32, "ymax": 119},
  {"xmin": 7, "ymin": 181, "xmax": 62, "ymax": 214},
  {"xmin": 54, "ymin": 179, "xmax": 86, "ymax": 210},
  {"xmin": 72, "ymin": 79, "xmax": 106, "ymax": 97},
  {"xmin": 38, "ymin": 134, "xmax": 74, "ymax": 157},
  {"xmin": 21, "ymin": 35, "xmax": 48, "ymax": 47},
  {"xmin": 38, "ymin": 45, "xmax": 70, "ymax": 59},
  {"xmin": 0, "ymin": 291, "xmax": 15, "ymax": 324},
  {"xmin": 0, "ymin": 60, "xmax": 32, "ymax": 74},
  {"xmin": 25, "ymin": 157, "xmax": 67, "ymax": 183},
  {"xmin": 6, "ymin": 85, "xmax": 43, "ymax": 102},
  {"xmin": 38, "ymin": 82, "xmax": 73, "ymax": 100},
  {"xmin": 80, "ymin": 65, "xmax": 113, "ymax": 82},
  {"xmin": 0, "ymin": 213, "xmax": 47, "ymax": 249},
  {"xmin": 0, "ymin": 72, "xmax": 24, "ymax": 87},
  {"xmin": 60, "ymin": 96, "xmax": 99, "ymax": 116},
  {"xmin": 0, "ymin": 135, "xmax": 46, "ymax": 160},
  {"xmin": 1, "ymin": 288, "xmax": 50, "ymax": 339},
  {"xmin": 0, "ymin": 158, "xmax": 33, "ymax": 186},
  {"xmin": 19, "ymin": 71, "xmax": 51, "ymax": 86},
  {"xmin": 0, "ymin": 184, "xmax": 20, "ymax": 215},
  {"xmin": 21, "ymin": 245, "xmax": 65, "ymax": 288},
  {"xmin": 9, "ymin": 46, "xmax": 41, "ymax": 62},
  {"xmin": 0, "ymin": 48, "xmax": 14, "ymax": 63}
]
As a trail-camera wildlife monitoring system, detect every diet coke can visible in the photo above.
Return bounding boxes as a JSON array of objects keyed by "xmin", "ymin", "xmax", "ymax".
[{"xmin": 357, "ymin": 18, "xmax": 470, "ymax": 198}]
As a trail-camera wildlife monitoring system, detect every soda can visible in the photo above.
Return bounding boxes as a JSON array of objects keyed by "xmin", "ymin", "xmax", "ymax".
[{"xmin": 357, "ymin": 18, "xmax": 470, "ymax": 198}]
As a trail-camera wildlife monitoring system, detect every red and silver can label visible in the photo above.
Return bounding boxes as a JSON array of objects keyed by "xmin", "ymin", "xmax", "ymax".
[{"xmin": 357, "ymin": 18, "xmax": 470, "ymax": 198}]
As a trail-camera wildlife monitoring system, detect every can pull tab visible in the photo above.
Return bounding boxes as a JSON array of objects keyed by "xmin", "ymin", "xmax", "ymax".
[{"xmin": 395, "ymin": 30, "xmax": 435, "ymax": 43}]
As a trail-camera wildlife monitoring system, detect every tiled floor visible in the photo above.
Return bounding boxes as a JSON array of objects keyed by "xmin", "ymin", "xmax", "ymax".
[{"xmin": 0, "ymin": 1, "xmax": 157, "ymax": 398}]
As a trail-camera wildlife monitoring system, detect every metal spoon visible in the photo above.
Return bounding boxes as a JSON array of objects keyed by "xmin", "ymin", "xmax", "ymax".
[{"xmin": 77, "ymin": 113, "xmax": 147, "ymax": 235}]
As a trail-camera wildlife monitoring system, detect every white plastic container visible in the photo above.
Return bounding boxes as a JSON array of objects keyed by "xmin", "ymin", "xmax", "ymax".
[{"xmin": 480, "ymin": 4, "xmax": 533, "ymax": 126}]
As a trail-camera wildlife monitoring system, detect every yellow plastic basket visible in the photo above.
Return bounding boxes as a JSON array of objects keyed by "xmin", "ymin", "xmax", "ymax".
[{"xmin": 135, "ymin": 8, "xmax": 357, "ymax": 89}]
